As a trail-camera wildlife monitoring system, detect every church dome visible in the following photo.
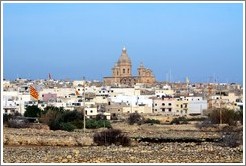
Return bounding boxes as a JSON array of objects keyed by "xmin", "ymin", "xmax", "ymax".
[{"xmin": 118, "ymin": 47, "xmax": 131, "ymax": 64}]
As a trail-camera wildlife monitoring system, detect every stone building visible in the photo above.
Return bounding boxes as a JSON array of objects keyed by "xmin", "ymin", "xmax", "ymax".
[{"xmin": 104, "ymin": 47, "xmax": 155, "ymax": 86}]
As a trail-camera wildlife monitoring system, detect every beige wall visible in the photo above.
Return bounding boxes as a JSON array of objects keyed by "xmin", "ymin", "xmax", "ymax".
[{"xmin": 122, "ymin": 105, "xmax": 152, "ymax": 114}]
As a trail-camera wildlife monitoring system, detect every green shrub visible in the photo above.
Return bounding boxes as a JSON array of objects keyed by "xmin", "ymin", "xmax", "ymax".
[
  {"xmin": 144, "ymin": 118, "xmax": 160, "ymax": 124},
  {"xmin": 40, "ymin": 106, "xmax": 112, "ymax": 131},
  {"xmin": 24, "ymin": 105, "xmax": 42, "ymax": 117},
  {"xmin": 39, "ymin": 107, "xmax": 63, "ymax": 125},
  {"xmin": 60, "ymin": 122, "xmax": 76, "ymax": 132},
  {"xmin": 170, "ymin": 117, "xmax": 188, "ymax": 125},
  {"xmin": 41, "ymin": 108, "xmax": 84, "ymax": 131},
  {"xmin": 70, "ymin": 119, "xmax": 84, "ymax": 129},
  {"xmin": 187, "ymin": 117, "xmax": 207, "ymax": 121},
  {"xmin": 86, "ymin": 119, "xmax": 111, "ymax": 129},
  {"xmin": 93, "ymin": 129, "xmax": 131, "ymax": 146},
  {"xmin": 59, "ymin": 110, "xmax": 84, "ymax": 123},
  {"xmin": 49, "ymin": 119, "xmax": 61, "ymax": 130}
]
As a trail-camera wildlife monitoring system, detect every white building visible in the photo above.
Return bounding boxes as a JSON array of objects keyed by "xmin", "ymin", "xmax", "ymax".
[
  {"xmin": 2, "ymin": 91, "xmax": 32, "ymax": 115},
  {"xmin": 186, "ymin": 96, "xmax": 207, "ymax": 115},
  {"xmin": 109, "ymin": 94, "xmax": 153, "ymax": 107}
]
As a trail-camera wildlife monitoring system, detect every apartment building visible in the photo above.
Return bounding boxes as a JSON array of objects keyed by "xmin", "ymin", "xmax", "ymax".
[{"xmin": 153, "ymin": 97, "xmax": 176, "ymax": 116}]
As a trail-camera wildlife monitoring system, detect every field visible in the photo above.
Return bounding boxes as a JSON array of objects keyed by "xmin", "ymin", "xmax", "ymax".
[{"xmin": 3, "ymin": 122, "xmax": 244, "ymax": 163}]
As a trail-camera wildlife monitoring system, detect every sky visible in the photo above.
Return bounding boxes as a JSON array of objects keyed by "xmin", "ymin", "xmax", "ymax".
[{"xmin": 2, "ymin": 2, "xmax": 244, "ymax": 83}]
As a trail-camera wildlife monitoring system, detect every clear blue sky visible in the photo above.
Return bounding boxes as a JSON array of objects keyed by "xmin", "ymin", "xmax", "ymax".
[{"xmin": 3, "ymin": 2, "xmax": 244, "ymax": 83}]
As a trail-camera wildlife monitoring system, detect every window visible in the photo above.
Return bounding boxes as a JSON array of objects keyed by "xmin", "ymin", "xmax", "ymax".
[
  {"xmin": 155, "ymin": 109, "xmax": 157, "ymax": 111},
  {"xmin": 162, "ymin": 103, "xmax": 165, "ymax": 106},
  {"xmin": 155, "ymin": 103, "xmax": 157, "ymax": 106},
  {"xmin": 123, "ymin": 69, "xmax": 125, "ymax": 73},
  {"xmin": 181, "ymin": 105, "xmax": 183, "ymax": 108},
  {"xmin": 168, "ymin": 103, "xmax": 172, "ymax": 106},
  {"xmin": 162, "ymin": 108, "xmax": 165, "ymax": 112},
  {"xmin": 169, "ymin": 108, "xmax": 172, "ymax": 112},
  {"xmin": 90, "ymin": 110, "xmax": 93, "ymax": 113},
  {"xmin": 128, "ymin": 69, "xmax": 130, "ymax": 73}
]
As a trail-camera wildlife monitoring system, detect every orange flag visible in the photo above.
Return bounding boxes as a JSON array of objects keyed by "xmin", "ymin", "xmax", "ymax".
[{"xmin": 30, "ymin": 85, "xmax": 39, "ymax": 100}]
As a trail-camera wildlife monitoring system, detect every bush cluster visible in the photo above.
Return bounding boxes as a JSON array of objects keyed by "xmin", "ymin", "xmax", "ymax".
[
  {"xmin": 144, "ymin": 118, "xmax": 160, "ymax": 124},
  {"xmin": 93, "ymin": 129, "xmax": 131, "ymax": 146},
  {"xmin": 208, "ymin": 108, "xmax": 243, "ymax": 126},
  {"xmin": 39, "ymin": 106, "xmax": 111, "ymax": 132},
  {"xmin": 186, "ymin": 117, "xmax": 207, "ymax": 121},
  {"xmin": 3, "ymin": 112, "xmax": 22, "ymax": 124},
  {"xmin": 127, "ymin": 113, "xmax": 144, "ymax": 125},
  {"xmin": 24, "ymin": 105, "xmax": 42, "ymax": 117},
  {"xmin": 42, "ymin": 109, "xmax": 85, "ymax": 131},
  {"xmin": 86, "ymin": 119, "xmax": 111, "ymax": 129},
  {"xmin": 7, "ymin": 119, "xmax": 30, "ymax": 128},
  {"xmin": 170, "ymin": 117, "xmax": 188, "ymax": 125}
]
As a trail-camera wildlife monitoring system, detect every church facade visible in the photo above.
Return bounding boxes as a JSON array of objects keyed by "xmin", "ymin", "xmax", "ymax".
[{"xmin": 103, "ymin": 47, "xmax": 156, "ymax": 86}]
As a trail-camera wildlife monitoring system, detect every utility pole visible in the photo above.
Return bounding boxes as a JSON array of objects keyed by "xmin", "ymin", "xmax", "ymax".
[
  {"xmin": 219, "ymin": 83, "xmax": 222, "ymax": 125},
  {"xmin": 83, "ymin": 78, "xmax": 86, "ymax": 133}
]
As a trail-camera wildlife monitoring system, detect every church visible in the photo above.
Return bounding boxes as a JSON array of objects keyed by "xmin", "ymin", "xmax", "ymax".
[{"xmin": 103, "ymin": 47, "xmax": 156, "ymax": 86}]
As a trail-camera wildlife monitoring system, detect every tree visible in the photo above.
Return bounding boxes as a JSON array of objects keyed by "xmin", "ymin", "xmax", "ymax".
[
  {"xmin": 39, "ymin": 106, "xmax": 65, "ymax": 126},
  {"xmin": 127, "ymin": 112, "xmax": 144, "ymax": 125},
  {"xmin": 24, "ymin": 105, "xmax": 42, "ymax": 117},
  {"xmin": 62, "ymin": 110, "xmax": 83, "ymax": 122},
  {"xmin": 208, "ymin": 108, "xmax": 240, "ymax": 126}
]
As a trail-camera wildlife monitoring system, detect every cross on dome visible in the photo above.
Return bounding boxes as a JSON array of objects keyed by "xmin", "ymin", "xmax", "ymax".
[{"xmin": 122, "ymin": 46, "xmax": 126, "ymax": 51}]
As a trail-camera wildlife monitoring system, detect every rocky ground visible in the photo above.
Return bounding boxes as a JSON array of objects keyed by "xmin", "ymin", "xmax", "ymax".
[
  {"xmin": 3, "ymin": 143, "xmax": 243, "ymax": 163},
  {"xmin": 3, "ymin": 123, "xmax": 244, "ymax": 163}
]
